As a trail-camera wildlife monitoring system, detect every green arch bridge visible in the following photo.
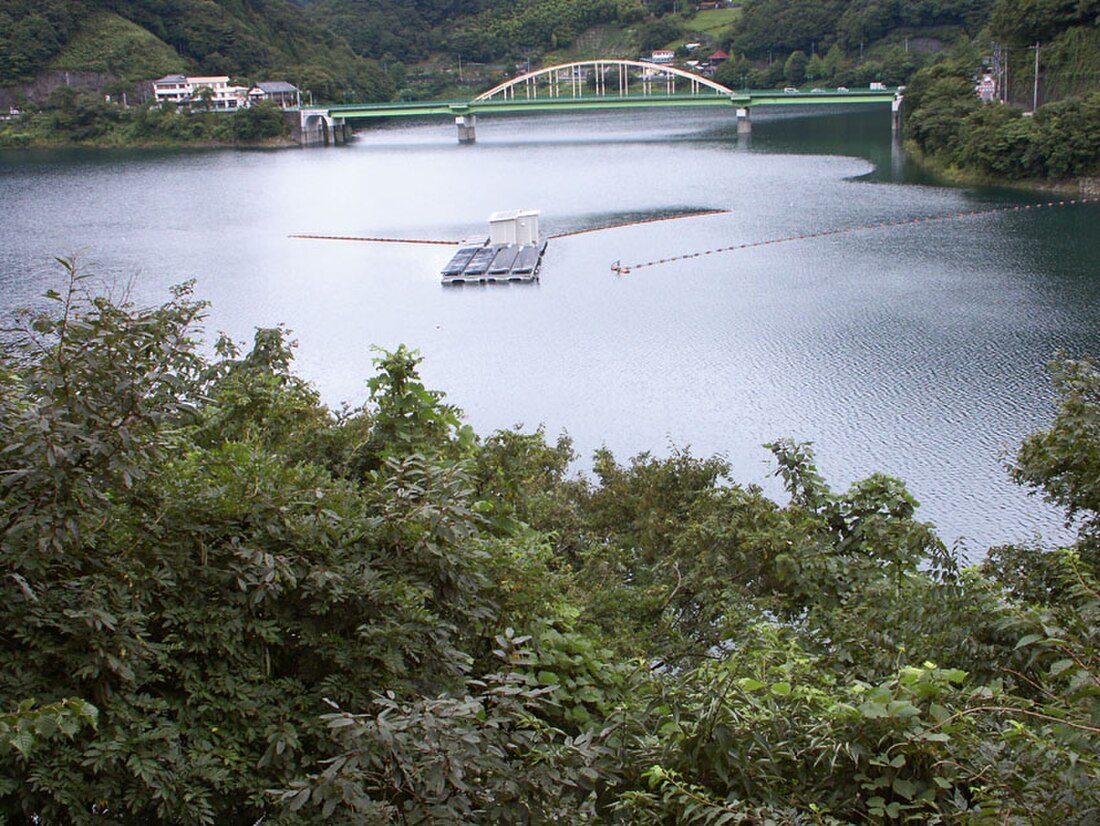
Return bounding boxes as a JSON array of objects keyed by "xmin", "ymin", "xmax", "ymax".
[{"xmin": 298, "ymin": 59, "xmax": 903, "ymax": 144}]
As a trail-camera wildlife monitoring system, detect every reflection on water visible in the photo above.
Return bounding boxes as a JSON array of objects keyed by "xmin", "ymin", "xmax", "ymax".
[
  {"xmin": 2, "ymin": 105, "xmax": 1098, "ymax": 558},
  {"xmin": 545, "ymin": 206, "xmax": 726, "ymax": 238}
]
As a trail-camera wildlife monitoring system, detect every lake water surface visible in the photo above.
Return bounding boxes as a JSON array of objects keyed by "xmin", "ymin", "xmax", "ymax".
[{"xmin": 2, "ymin": 105, "xmax": 1098, "ymax": 557}]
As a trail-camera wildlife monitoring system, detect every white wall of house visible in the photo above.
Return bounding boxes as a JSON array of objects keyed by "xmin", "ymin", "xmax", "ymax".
[{"xmin": 153, "ymin": 76, "xmax": 248, "ymax": 109}]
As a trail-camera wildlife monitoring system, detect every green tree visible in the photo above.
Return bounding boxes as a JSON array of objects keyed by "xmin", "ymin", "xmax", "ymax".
[
  {"xmin": 822, "ymin": 42, "xmax": 849, "ymax": 78},
  {"xmin": 903, "ymin": 63, "xmax": 980, "ymax": 157},
  {"xmin": 714, "ymin": 56, "xmax": 752, "ymax": 89},
  {"xmin": 3, "ymin": 13, "xmax": 60, "ymax": 81},
  {"xmin": 805, "ymin": 52, "xmax": 826, "ymax": 83},
  {"xmin": 191, "ymin": 85, "xmax": 217, "ymax": 110},
  {"xmin": 0, "ymin": 268, "xmax": 505, "ymax": 823},
  {"xmin": 954, "ymin": 102, "xmax": 1041, "ymax": 178},
  {"xmin": 732, "ymin": 0, "xmax": 847, "ymax": 58},
  {"xmin": 230, "ymin": 101, "xmax": 287, "ymax": 141},
  {"xmin": 1031, "ymin": 92, "xmax": 1100, "ymax": 178},
  {"xmin": 1012, "ymin": 356, "xmax": 1100, "ymax": 555},
  {"xmin": 784, "ymin": 49, "xmax": 809, "ymax": 85},
  {"xmin": 637, "ymin": 16, "xmax": 682, "ymax": 52},
  {"xmin": 287, "ymin": 631, "xmax": 616, "ymax": 823}
]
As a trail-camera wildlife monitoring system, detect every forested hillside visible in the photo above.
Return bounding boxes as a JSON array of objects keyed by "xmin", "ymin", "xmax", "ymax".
[
  {"xmin": 731, "ymin": 0, "xmax": 986, "ymax": 58},
  {"xmin": 4, "ymin": 0, "xmax": 1096, "ymax": 110},
  {"xmin": 2, "ymin": 263, "xmax": 1099, "ymax": 823},
  {"xmin": 289, "ymin": 0, "xmax": 503, "ymax": 64},
  {"xmin": 902, "ymin": 0, "xmax": 1100, "ymax": 181},
  {"xmin": 0, "ymin": 0, "xmax": 392, "ymax": 102},
  {"xmin": 291, "ymin": 0, "xmax": 985, "ymax": 78},
  {"xmin": 989, "ymin": 0, "xmax": 1100, "ymax": 104}
]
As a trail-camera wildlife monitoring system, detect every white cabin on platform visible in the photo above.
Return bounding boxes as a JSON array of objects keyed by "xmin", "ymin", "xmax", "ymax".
[{"xmin": 488, "ymin": 209, "xmax": 541, "ymax": 246}]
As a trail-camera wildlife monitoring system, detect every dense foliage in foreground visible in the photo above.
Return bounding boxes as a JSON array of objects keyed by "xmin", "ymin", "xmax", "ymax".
[{"xmin": 1, "ymin": 265, "xmax": 1099, "ymax": 824}]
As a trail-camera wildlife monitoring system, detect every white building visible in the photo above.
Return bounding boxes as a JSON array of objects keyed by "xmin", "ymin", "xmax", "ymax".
[
  {"xmin": 488, "ymin": 209, "xmax": 541, "ymax": 246},
  {"xmin": 152, "ymin": 75, "xmax": 248, "ymax": 110}
]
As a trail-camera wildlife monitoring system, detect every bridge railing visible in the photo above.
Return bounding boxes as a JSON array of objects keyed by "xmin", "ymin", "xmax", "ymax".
[{"xmin": 474, "ymin": 60, "xmax": 739, "ymax": 103}]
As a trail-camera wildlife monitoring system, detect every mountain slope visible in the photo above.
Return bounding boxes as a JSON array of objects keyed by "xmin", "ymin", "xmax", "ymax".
[
  {"xmin": 49, "ymin": 12, "xmax": 185, "ymax": 80},
  {"xmin": 292, "ymin": 0, "xmax": 500, "ymax": 62},
  {"xmin": 0, "ymin": 0, "xmax": 393, "ymax": 102}
]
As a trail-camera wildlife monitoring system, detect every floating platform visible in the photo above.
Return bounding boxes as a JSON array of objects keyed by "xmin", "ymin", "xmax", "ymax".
[{"xmin": 442, "ymin": 240, "xmax": 547, "ymax": 285}]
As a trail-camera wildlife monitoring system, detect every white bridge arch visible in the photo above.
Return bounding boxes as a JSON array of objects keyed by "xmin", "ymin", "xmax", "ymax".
[{"xmin": 474, "ymin": 59, "xmax": 738, "ymax": 102}]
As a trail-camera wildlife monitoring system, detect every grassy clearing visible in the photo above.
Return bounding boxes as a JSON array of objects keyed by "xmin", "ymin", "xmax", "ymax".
[
  {"xmin": 669, "ymin": 8, "xmax": 740, "ymax": 50},
  {"xmin": 688, "ymin": 8, "xmax": 742, "ymax": 37},
  {"xmin": 549, "ymin": 9, "xmax": 741, "ymax": 61},
  {"xmin": 49, "ymin": 12, "xmax": 185, "ymax": 80},
  {"xmin": 548, "ymin": 24, "xmax": 641, "ymax": 62}
]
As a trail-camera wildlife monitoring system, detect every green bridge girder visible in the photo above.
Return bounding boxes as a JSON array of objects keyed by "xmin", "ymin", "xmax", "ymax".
[{"xmin": 312, "ymin": 88, "xmax": 900, "ymax": 122}]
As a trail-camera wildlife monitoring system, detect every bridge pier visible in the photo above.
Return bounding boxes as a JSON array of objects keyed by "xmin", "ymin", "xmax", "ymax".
[
  {"xmin": 456, "ymin": 114, "xmax": 477, "ymax": 144},
  {"xmin": 296, "ymin": 109, "xmax": 349, "ymax": 146},
  {"xmin": 892, "ymin": 94, "xmax": 903, "ymax": 133},
  {"xmin": 736, "ymin": 107, "xmax": 751, "ymax": 135}
]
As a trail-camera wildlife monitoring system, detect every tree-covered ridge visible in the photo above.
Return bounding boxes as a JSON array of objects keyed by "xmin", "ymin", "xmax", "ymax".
[
  {"xmin": 0, "ymin": 0, "xmax": 393, "ymax": 102},
  {"xmin": 291, "ymin": 0, "xmax": 503, "ymax": 65},
  {"xmin": 294, "ymin": 0, "xmax": 987, "ymax": 67},
  {"xmin": 730, "ymin": 0, "xmax": 987, "ymax": 58},
  {"xmin": 448, "ymin": 0, "xmax": 648, "ymax": 63},
  {"xmin": 291, "ymin": 0, "xmax": 650, "ymax": 64},
  {"xmin": 2, "ymin": 265, "xmax": 1099, "ymax": 823}
]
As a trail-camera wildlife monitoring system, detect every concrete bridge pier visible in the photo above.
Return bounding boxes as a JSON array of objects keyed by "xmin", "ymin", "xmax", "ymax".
[
  {"xmin": 456, "ymin": 114, "xmax": 477, "ymax": 143},
  {"xmin": 736, "ymin": 107, "xmax": 751, "ymax": 135},
  {"xmin": 892, "ymin": 94, "xmax": 903, "ymax": 133},
  {"xmin": 297, "ymin": 110, "xmax": 349, "ymax": 146}
]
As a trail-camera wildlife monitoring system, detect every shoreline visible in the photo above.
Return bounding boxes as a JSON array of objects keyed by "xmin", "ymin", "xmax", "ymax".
[
  {"xmin": 6, "ymin": 129, "xmax": 1095, "ymax": 197},
  {"xmin": 902, "ymin": 140, "xmax": 1093, "ymax": 196},
  {"xmin": 0, "ymin": 133, "xmax": 304, "ymax": 152}
]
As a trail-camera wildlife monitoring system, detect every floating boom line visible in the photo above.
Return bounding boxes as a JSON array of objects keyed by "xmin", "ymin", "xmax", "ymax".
[
  {"xmin": 289, "ymin": 234, "xmax": 461, "ymax": 245},
  {"xmin": 612, "ymin": 197, "xmax": 1097, "ymax": 273},
  {"xmin": 291, "ymin": 209, "xmax": 731, "ymax": 247}
]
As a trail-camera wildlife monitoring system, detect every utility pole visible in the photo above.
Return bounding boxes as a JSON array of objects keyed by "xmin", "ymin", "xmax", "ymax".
[
  {"xmin": 1031, "ymin": 41, "xmax": 1040, "ymax": 111},
  {"xmin": 992, "ymin": 42, "xmax": 1004, "ymax": 102}
]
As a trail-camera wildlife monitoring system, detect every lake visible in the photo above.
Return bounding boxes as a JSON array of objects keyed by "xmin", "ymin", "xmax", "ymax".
[{"xmin": 2, "ymin": 104, "xmax": 1098, "ymax": 558}]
